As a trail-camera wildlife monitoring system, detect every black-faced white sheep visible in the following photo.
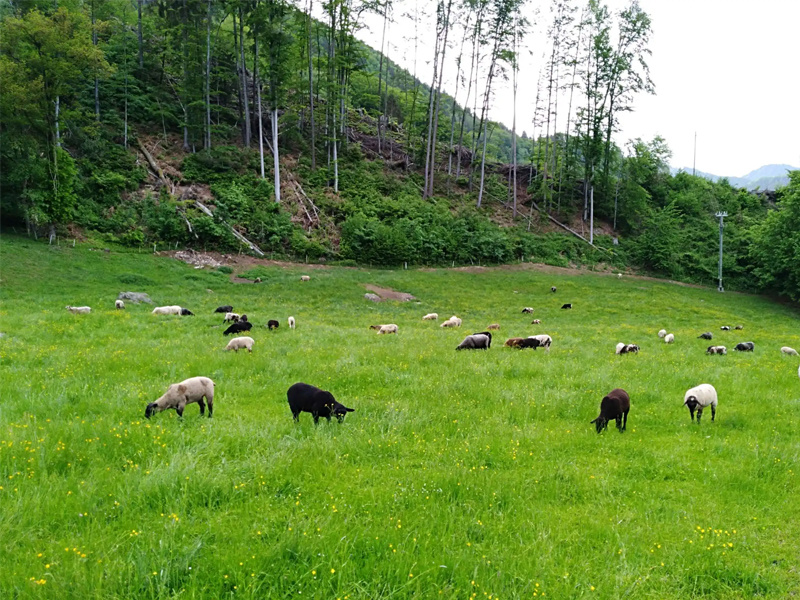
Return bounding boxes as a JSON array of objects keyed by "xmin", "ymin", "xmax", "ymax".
[
  {"xmin": 706, "ymin": 345, "xmax": 727, "ymax": 355},
  {"xmin": 300, "ymin": 275, "xmax": 311, "ymax": 282},
  {"xmin": 456, "ymin": 332, "xmax": 491, "ymax": 350},
  {"xmin": 684, "ymin": 383, "xmax": 717, "ymax": 422},
  {"xmin": 422, "ymin": 313, "xmax": 438, "ymax": 320},
  {"xmin": 486, "ymin": 323, "xmax": 500, "ymax": 331},
  {"xmin": 145, "ymin": 376, "xmax": 215, "ymax": 419},
  {"xmin": 515, "ymin": 337, "xmax": 543, "ymax": 350},
  {"xmin": 152, "ymin": 305, "xmax": 192, "ymax": 316},
  {"xmin": 115, "ymin": 300, "xmax": 125, "ymax": 310},
  {"xmin": 225, "ymin": 336, "xmax": 254, "ymax": 353},
  {"xmin": 288, "ymin": 316, "xmax": 296, "ymax": 329},
  {"xmin": 734, "ymin": 325, "xmax": 744, "ymax": 330},
  {"xmin": 561, "ymin": 303, "xmax": 572, "ymax": 309},
  {"xmin": 267, "ymin": 319, "xmax": 279, "ymax": 330},
  {"xmin": 66, "ymin": 305, "xmax": 91, "ymax": 314},
  {"xmin": 224, "ymin": 321, "xmax": 253, "ymax": 336},
  {"xmin": 591, "ymin": 388, "xmax": 630, "ymax": 433},
  {"xmin": 287, "ymin": 382, "xmax": 354, "ymax": 424},
  {"xmin": 664, "ymin": 333, "xmax": 675, "ymax": 344},
  {"xmin": 734, "ymin": 341, "xmax": 755, "ymax": 352},
  {"xmin": 531, "ymin": 319, "xmax": 541, "ymax": 324},
  {"xmin": 215, "ymin": 305, "xmax": 233, "ymax": 313},
  {"xmin": 551, "ymin": 286, "xmax": 557, "ymax": 293},
  {"xmin": 521, "ymin": 307, "xmax": 534, "ymax": 314},
  {"xmin": 657, "ymin": 329, "xmax": 667, "ymax": 338},
  {"xmin": 781, "ymin": 346, "xmax": 799, "ymax": 356},
  {"xmin": 223, "ymin": 312, "xmax": 240, "ymax": 323},
  {"xmin": 180, "ymin": 308, "xmax": 194, "ymax": 316},
  {"xmin": 698, "ymin": 332, "xmax": 713, "ymax": 340}
]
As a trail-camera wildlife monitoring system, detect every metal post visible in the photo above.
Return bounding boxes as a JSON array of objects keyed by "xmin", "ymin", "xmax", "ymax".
[
  {"xmin": 715, "ymin": 211, "xmax": 727, "ymax": 292},
  {"xmin": 589, "ymin": 186, "xmax": 594, "ymax": 245}
]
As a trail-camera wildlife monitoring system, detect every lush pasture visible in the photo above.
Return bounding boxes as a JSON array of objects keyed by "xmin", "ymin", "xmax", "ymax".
[{"xmin": 1, "ymin": 235, "xmax": 799, "ymax": 599}]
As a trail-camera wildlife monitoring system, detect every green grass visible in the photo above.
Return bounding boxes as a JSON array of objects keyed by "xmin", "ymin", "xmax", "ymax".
[{"xmin": 1, "ymin": 234, "xmax": 799, "ymax": 599}]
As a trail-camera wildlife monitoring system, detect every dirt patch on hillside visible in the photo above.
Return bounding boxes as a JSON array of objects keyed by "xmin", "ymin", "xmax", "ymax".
[
  {"xmin": 363, "ymin": 284, "xmax": 416, "ymax": 301},
  {"xmin": 163, "ymin": 249, "xmax": 332, "ymax": 272}
]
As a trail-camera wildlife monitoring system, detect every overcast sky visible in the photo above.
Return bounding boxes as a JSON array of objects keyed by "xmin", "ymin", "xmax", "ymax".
[{"xmin": 350, "ymin": 0, "xmax": 800, "ymax": 177}]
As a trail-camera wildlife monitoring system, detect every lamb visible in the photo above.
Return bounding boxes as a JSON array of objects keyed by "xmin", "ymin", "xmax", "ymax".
[
  {"xmin": 287, "ymin": 382, "xmax": 354, "ymax": 424},
  {"xmin": 698, "ymin": 332, "xmax": 713, "ymax": 340},
  {"xmin": 664, "ymin": 333, "xmax": 675, "ymax": 344},
  {"xmin": 440, "ymin": 317, "xmax": 462, "ymax": 328},
  {"xmin": 115, "ymin": 300, "xmax": 125, "ymax": 310},
  {"xmin": 720, "ymin": 326, "xmax": 731, "ymax": 331},
  {"xmin": 521, "ymin": 307, "xmax": 534, "ymax": 314},
  {"xmin": 288, "ymin": 316, "xmax": 296, "ymax": 329},
  {"xmin": 223, "ymin": 312, "xmax": 241, "ymax": 323},
  {"xmin": 683, "ymin": 383, "xmax": 717, "ymax": 422},
  {"xmin": 267, "ymin": 320, "xmax": 280, "ymax": 330},
  {"xmin": 152, "ymin": 305, "xmax": 182, "ymax": 316},
  {"xmin": 456, "ymin": 332, "xmax": 491, "ymax": 350},
  {"xmin": 591, "ymin": 388, "xmax": 630, "ymax": 433},
  {"xmin": 561, "ymin": 303, "xmax": 572, "ymax": 309},
  {"xmin": 734, "ymin": 341, "xmax": 755, "ymax": 352},
  {"xmin": 254, "ymin": 277, "xmax": 262, "ymax": 283},
  {"xmin": 528, "ymin": 334, "xmax": 552, "ymax": 351},
  {"xmin": 486, "ymin": 323, "xmax": 500, "ymax": 331},
  {"xmin": 422, "ymin": 313, "xmax": 439, "ymax": 320},
  {"xmin": 377, "ymin": 324, "xmax": 398, "ymax": 334},
  {"xmin": 657, "ymin": 329, "xmax": 667, "ymax": 338},
  {"xmin": 531, "ymin": 319, "xmax": 541, "ymax": 324},
  {"xmin": 225, "ymin": 336, "xmax": 254, "ymax": 353},
  {"xmin": 144, "ymin": 376, "xmax": 214, "ymax": 419},
  {"xmin": 300, "ymin": 275, "xmax": 311, "ymax": 282},
  {"xmin": 215, "ymin": 305, "xmax": 233, "ymax": 313},
  {"xmin": 781, "ymin": 346, "xmax": 799, "ymax": 356},
  {"xmin": 224, "ymin": 321, "xmax": 253, "ymax": 336},
  {"xmin": 551, "ymin": 286, "xmax": 557, "ymax": 293},
  {"xmin": 616, "ymin": 343, "xmax": 639, "ymax": 355},
  {"xmin": 706, "ymin": 346, "xmax": 727, "ymax": 355},
  {"xmin": 66, "ymin": 305, "xmax": 91, "ymax": 314},
  {"xmin": 504, "ymin": 337, "xmax": 525, "ymax": 348}
]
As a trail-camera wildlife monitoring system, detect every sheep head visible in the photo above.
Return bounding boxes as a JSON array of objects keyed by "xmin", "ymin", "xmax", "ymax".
[
  {"xmin": 334, "ymin": 404, "xmax": 355, "ymax": 423},
  {"xmin": 590, "ymin": 416, "xmax": 607, "ymax": 434}
]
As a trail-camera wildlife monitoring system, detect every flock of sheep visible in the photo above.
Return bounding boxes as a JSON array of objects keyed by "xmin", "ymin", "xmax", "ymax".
[{"xmin": 65, "ymin": 277, "xmax": 799, "ymax": 431}]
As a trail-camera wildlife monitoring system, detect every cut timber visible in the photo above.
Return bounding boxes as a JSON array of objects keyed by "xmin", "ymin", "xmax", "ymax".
[
  {"xmin": 136, "ymin": 137, "xmax": 169, "ymax": 189},
  {"xmin": 529, "ymin": 200, "xmax": 597, "ymax": 248},
  {"xmin": 194, "ymin": 201, "xmax": 265, "ymax": 256}
]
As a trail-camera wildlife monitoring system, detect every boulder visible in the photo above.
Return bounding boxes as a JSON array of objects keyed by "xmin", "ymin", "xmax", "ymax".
[{"xmin": 118, "ymin": 291, "xmax": 153, "ymax": 304}]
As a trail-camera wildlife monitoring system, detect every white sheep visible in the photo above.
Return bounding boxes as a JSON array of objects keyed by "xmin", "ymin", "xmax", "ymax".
[
  {"xmin": 657, "ymin": 329, "xmax": 667, "ymax": 338},
  {"xmin": 300, "ymin": 275, "xmax": 310, "ymax": 282},
  {"xmin": 115, "ymin": 300, "xmax": 125, "ymax": 310},
  {"xmin": 683, "ymin": 383, "xmax": 718, "ymax": 422},
  {"xmin": 440, "ymin": 319, "xmax": 458, "ymax": 328},
  {"xmin": 706, "ymin": 346, "xmax": 727, "ymax": 355},
  {"xmin": 377, "ymin": 324, "xmax": 398, "ymax": 335},
  {"xmin": 66, "ymin": 305, "xmax": 91, "ymax": 314},
  {"xmin": 225, "ymin": 336, "xmax": 254, "ymax": 353},
  {"xmin": 223, "ymin": 312, "xmax": 241, "ymax": 322},
  {"xmin": 422, "ymin": 313, "xmax": 438, "ymax": 320},
  {"xmin": 615, "ymin": 342, "xmax": 625, "ymax": 355},
  {"xmin": 145, "ymin": 376, "xmax": 215, "ymax": 419},
  {"xmin": 780, "ymin": 346, "xmax": 799, "ymax": 356},
  {"xmin": 152, "ymin": 305, "xmax": 182, "ymax": 316},
  {"xmin": 664, "ymin": 333, "xmax": 674, "ymax": 344},
  {"xmin": 288, "ymin": 316, "xmax": 296, "ymax": 329},
  {"xmin": 528, "ymin": 334, "xmax": 552, "ymax": 351}
]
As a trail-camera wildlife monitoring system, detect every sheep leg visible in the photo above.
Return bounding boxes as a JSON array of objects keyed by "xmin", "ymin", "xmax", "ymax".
[
  {"xmin": 176, "ymin": 401, "xmax": 186, "ymax": 418},
  {"xmin": 621, "ymin": 411, "xmax": 628, "ymax": 432},
  {"xmin": 198, "ymin": 399, "xmax": 206, "ymax": 416},
  {"xmin": 688, "ymin": 406, "xmax": 696, "ymax": 422},
  {"xmin": 711, "ymin": 405, "xmax": 716, "ymax": 422},
  {"xmin": 696, "ymin": 408, "xmax": 703, "ymax": 423},
  {"xmin": 312, "ymin": 412, "xmax": 320, "ymax": 425},
  {"xmin": 615, "ymin": 416, "xmax": 623, "ymax": 432}
]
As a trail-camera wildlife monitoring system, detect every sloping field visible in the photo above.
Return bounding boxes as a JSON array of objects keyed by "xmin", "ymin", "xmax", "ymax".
[{"xmin": 1, "ymin": 235, "xmax": 799, "ymax": 599}]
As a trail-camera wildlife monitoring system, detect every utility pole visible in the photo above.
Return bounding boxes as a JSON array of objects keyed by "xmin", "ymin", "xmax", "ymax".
[
  {"xmin": 589, "ymin": 186, "xmax": 594, "ymax": 244},
  {"xmin": 693, "ymin": 132, "xmax": 697, "ymax": 176},
  {"xmin": 715, "ymin": 211, "xmax": 727, "ymax": 292}
]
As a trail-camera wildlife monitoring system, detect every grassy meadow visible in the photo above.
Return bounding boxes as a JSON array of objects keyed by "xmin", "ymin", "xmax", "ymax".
[{"xmin": 1, "ymin": 234, "xmax": 800, "ymax": 599}]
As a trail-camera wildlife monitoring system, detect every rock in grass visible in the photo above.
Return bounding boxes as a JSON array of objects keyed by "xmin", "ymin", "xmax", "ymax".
[
  {"xmin": 364, "ymin": 293, "xmax": 382, "ymax": 302},
  {"xmin": 118, "ymin": 291, "xmax": 152, "ymax": 304}
]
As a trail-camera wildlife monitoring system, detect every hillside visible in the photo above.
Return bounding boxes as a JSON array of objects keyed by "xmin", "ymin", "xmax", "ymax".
[{"xmin": 672, "ymin": 164, "xmax": 798, "ymax": 190}]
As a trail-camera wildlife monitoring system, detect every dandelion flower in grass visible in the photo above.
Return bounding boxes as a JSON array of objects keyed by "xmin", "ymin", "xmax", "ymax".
[{"xmin": 331, "ymin": 568, "xmax": 335, "ymax": 574}]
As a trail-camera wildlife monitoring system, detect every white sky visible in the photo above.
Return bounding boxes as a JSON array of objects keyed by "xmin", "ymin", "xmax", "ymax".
[{"xmin": 349, "ymin": 0, "xmax": 800, "ymax": 177}]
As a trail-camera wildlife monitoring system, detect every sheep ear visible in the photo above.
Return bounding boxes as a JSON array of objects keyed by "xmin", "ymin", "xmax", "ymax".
[
  {"xmin": 178, "ymin": 384, "xmax": 187, "ymax": 394},
  {"xmin": 590, "ymin": 418, "xmax": 598, "ymax": 424}
]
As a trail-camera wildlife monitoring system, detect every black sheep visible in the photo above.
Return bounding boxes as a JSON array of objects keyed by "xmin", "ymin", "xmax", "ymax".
[
  {"xmin": 287, "ymin": 382, "xmax": 354, "ymax": 424},
  {"xmin": 734, "ymin": 341, "xmax": 755, "ymax": 352},
  {"xmin": 698, "ymin": 332, "xmax": 713, "ymax": 340},
  {"xmin": 223, "ymin": 321, "xmax": 253, "ymax": 336},
  {"xmin": 180, "ymin": 308, "xmax": 194, "ymax": 316},
  {"xmin": 619, "ymin": 344, "xmax": 639, "ymax": 354},
  {"xmin": 561, "ymin": 303, "xmax": 572, "ymax": 309},
  {"xmin": 267, "ymin": 320, "xmax": 280, "ymax": 330},
  {"xmin": 214, "ymin": 305, "xmax": 233, "ymax": 313},
  {"xmin": 516, "ymin": 338, "xmax": 542, "ymax": 350},
  {"xmin": 591, "ymin": 388, "xmax": 630, "ymax": 433}
]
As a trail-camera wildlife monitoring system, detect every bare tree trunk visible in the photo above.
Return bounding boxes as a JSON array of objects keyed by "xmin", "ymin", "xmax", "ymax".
[
  {"xmin": 205, "ymin": 0, "xmax": 212, "ymax": 149},
  {"xmin": 255, "ymin": 35, "xmax": 265, "ymax": 179},
  {"xmin": 92, "ymin": 0, "xmax": 99, "ymax": 121},
  {"xmin": 376, "ymin": 0, "xmax": 389, "ymax": 153},
  {"xmin": 272, "ymin": 109, "xmax": 280, "ymax": 202},
  {"xmin": 55, "ymin": 96, "xmax": 61, "ymax": 148},
  {"xmin": 307, "ymin": 0, "xmax": 316, "ymax": 169},
  {"xmin": 137, "ymin": 0, "xmax": 143, "ymax": 69},
  {"xmin": 239, "ymin": 6, "xmax": 251, "ymax": 147},
  {"xmin": 427, "ymin": 0, "xmax": 453, "ymax": 197},
  {"xmin": 233, "ymin": 10, "xmax": 244, "ymax": 141},
  {"xmin": 511, "ymin": 14, "xmax": 518, "ymax": 218},
  {"xmin": 456, "ymin": 9, "xmax": 480, "ymax": 180},
  {"xmin": 448, "ymin": 11, "xmax": 471, "ymax": 180}
]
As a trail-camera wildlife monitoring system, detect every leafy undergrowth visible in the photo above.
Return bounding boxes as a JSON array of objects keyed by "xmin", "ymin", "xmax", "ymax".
[{"xmin": 1, "ymin": 235, "xmax": 799, "ymax": 599}]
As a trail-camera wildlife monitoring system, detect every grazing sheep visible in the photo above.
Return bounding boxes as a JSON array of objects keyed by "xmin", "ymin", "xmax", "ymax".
[
  {"xmin": 225, "ymin": 336, "xmax": 254, "ymax": 353},
  {"xmin": 254, "ymin": 277, "xmax": 262, "ymax": 283},
  {"xmin": 440, "ymin": 317, "xmax": 462, "ymax": 328},
  {"xmin": 516, "ymin": 337, "xmax": 543, "ymax": 350},
  {"xmin": 504, "ymin": 337, "xmax": 525, "ymax": 348},
  {"xmin": 698, "ymin": 332, "xmax": 713, "ymax": 340},
  {"xmin": 591, "ymin": 388, "xmax": 630, "ymax": 433},
  {"xmin": 664, "ymin": 333, "xmax": 675, "ymax": 344},
  {"xmin": 616, "ymin": 343, "xmax": 639, "ymax": 355},
  {"xmin": 531, "ymin": 319, "xmax": 541, "ymax": 324},
  {"xmin": 561, "ymin": 303, "xmax": 572, "ymax": 309},
  {"xmin": 456, "ymin": 332, "xmax": 491, "ymax": 350},
  {"xmin": 377, "ymin": 324, "xmax": 398, "ymax": 335},
  {"xmin": 486, "ymin": 323, "xmax": 500, "ymax": 331},
  {"xmin": 657, "ymin": 329, "xmax": 667, "ymax": 338},
  {"xmin": 224, "ymin": 321, "xmax": 253, "ymax": 336},
  {"xmin": 115, "ymin": 300, "xmax": 125, "ymax": 310},
  {"xmin": 287, "ymin": 382, "xmax": 354, "ymax": 424},
  {"xmin": 300, "ymin": 275, "xmax": 311, "ymax": 282},
  {"xmin": 180, "ymin": 308, "xmax": 194, "ymax": 316},
  {"xmin": 618, "ymin": 273, "xmax": 623, "ymax": 278},
  {"xmin": 152, "ymin": 305, "xmax": 182, "ymax": 316},
  {"xmin": 288, "ymin": 316, "xmax": 296, "ymax": 329},
  {"xmin": 239, "ymin": 314, "xmax": 248, "ymax": 322},
  {"xmin": 215, "ymin": 305, "xmax": 233, "ymax": 313},
  {"xmin": 615, "ymin": 342, "xmax": 625, "ymax": 355},
  {"xmin": 781, "ymin": 346, "xmax": 799, "ymax": 356},
  {"xmin": 706, "ymin": 346, "xmax": 727, "ymax": 355},
  {"xmin": 66, "ymin": 305, "xmax": 91, "ymax": 314},
  {"xmin": 734, "ymin": 341, "xmax": 755, "ymax": 352},
  {"xmin": 223, "ymin": 312, "xmax": 241, "ymax": 323},
  {"xmin": 684, "ymin": 383, "xmax": 717, "ymax": 422},
  {"xmin": 267, "ymin": 320, "xmax": 280, "ymax": 330},
  {"xmin": 423, "ymin": 313, "xmax": 439, "ymax": 320},
  {"xmin": 720, "ymin": 326, "xmax": 731, "ymax": 331},
  {"xmin": 145, "ymin": 376, "xmax": 214, "ymax": 419},
  {"xmin": 734, "ymin": 325, "xmax": 744, "ymax": 330},
  {"xmin": 551, "ymin": 286, "xmax": 557, "ymax": 293},
  {"xmin": 522, "ymin": 307, "xmax": 534, "ymax": 314},
  {"xmin": 528, "ymin": 334, "xmax": 552, "ymax": 351}
]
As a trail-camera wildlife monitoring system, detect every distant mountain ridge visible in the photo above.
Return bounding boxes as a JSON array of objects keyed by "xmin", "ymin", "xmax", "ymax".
[{"xmin": 670, "ymin": 163, "xmax": 798, "ymax": 191}]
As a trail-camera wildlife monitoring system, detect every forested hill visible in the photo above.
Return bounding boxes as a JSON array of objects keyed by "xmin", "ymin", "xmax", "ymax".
[{"xmin": 1, "ymin": 1, "xmax": 799, "ymax": 301}]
